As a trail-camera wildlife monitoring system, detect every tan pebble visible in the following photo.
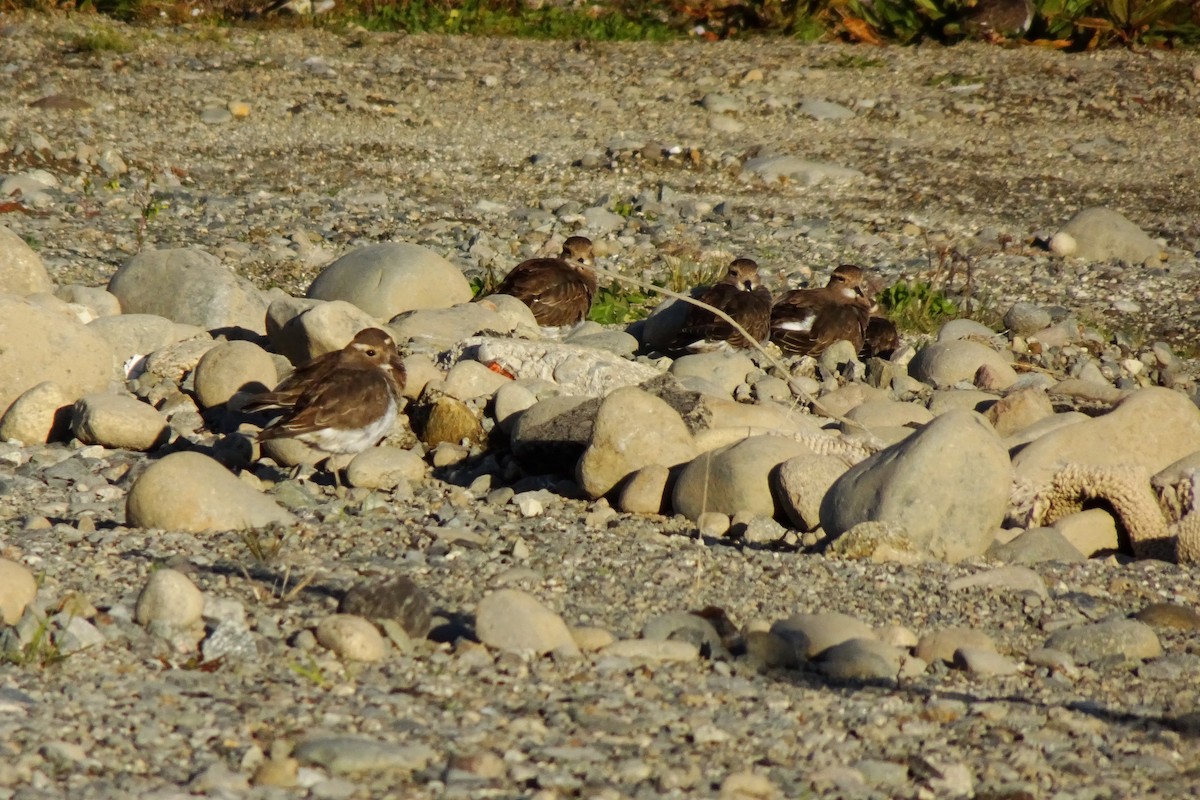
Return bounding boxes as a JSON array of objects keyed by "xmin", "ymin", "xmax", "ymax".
[
  {"xmin": 0, "ymin": 558, "xmax": 37, "ymax": 625},
  {"xmin": 1135, "ymin": 602, "xmax": 1200, "ymax": 630},
  {"xmin": 569, "ymin": 625, "xmax": 616, "ymax": 651},
  {"xmin": 315, "ymin": 614, "xmax": 386, "ymax": 662},
  {"xmin": 135, "ymin": 568, "xmax": 204, "ymax": 628},
  {"xmin": 228, "ymin": 101, "xmax": 252, "ymax": 117},
  {"xmin": 251, "ymin": 758, "xmax": 298, "ymax": 787}
]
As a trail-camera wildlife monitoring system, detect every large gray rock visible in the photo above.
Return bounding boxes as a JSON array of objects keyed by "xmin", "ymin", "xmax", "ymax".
[
  {"xmin": 0, "ymin": 225, "xmax": 53, "ymax": 295},
  {"xmin": 307, "ymin": 242, "xmax": 472, "ymax": 320},
  {"xmin": 672, "ymin": 434, "xmax": 816, "ymax": 521},
  {"xmin": 577, "ymin": 386, "xmax": 697, "ymax": 498},
  {"xmin": 389, "ymin": 302, "xmax": 521, "ymax": 351},
  {"xmin": 126, "ymin": 451, "xmax": 296, "ymax": 532},
  {"xmin": 821, "ymin": 410, "xmax": 1011, "ymax": 563},
  {"xmin": 775, "ymin": 454, "xmax": 853, "ymax": 531},
  {"xmin": 669, "ymin": 351, "xmax": 755, "ymax": 397},
  {"xmin": 475, "ymin": 589, "xmax": 580, "ymax": 657},
  {"xmin": 87, "ymin": 314, "xmax": 204, "ymax": 370},
  {"xmin": 461, "ymin": 337, "xmax": 660, "ymax": 398},
  {"xmin": 267, "ymin": 299, "xmax": 378, "ymax": 365},
  {"xmin": 741, "ymin": 155, "xmax": 863, "ymax": 186},
  {"xmin": 107, "ymin": 248, "xmax": 268, "ymax": 334},
  {"xmin": 508, "ymin": 394, "xmax": 597, "ymax": 475},
  {"xmin": 1049, "ymin": 207, "xmax": 1164, "ymax": 264},
  {"xmin": 0, "ymin": 558, "xmax": 37, "ymax": 625},
  {"xmin": 193, "ymin": 340, "xmax": 278, "ymax": 410},
  {"xmin": 1043, "ymin": 618, "xmax": 1162, "ymax": 665},
  {"xmin": 1012, "ymin": 387, "xmax": 1200, "ymax": 490},
  {"xmin": 0, "ymin": 293, "xmax": 117, "ymax": 418},
  {"xmin": 909, "ymin": 340, "xmax": 1017, "ymax": 390},
  {"xmin": 71, "ymin": 393, "xmax": 170, "ymax": 451},
  {"xmin": 0, "ymin": 381, "xmax": 72, "ymax": 444}
]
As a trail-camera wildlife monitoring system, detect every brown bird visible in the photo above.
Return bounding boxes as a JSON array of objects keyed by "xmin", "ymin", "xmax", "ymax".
[
  {"xmin": 863, "ymin": 315, "xmax": 900, "ymax": 359},
  {"xmin": 245, "ymin": 327, "xmax": 407, "ymax": 457},
  {"xmin": 770, "ymin": 264, "xmax": 873, "ymax": 356},
  {"xmin": 675, "ymin": 258, "xmax": 773, "ymax": 352},
  {"xmin": 491, "ymin": 236, "xmax": 597, "ymax": 327}
]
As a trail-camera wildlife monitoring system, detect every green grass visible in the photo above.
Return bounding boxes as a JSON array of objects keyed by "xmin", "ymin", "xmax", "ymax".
[
  {"xmin": 1, "ymin": 616, "xmax": 69, "ymax": 669},
  {"xmin": 68, "ymin": 26, "xmax": 135, "ymax": 53},
  {"xmin": 589, "ymin": 281, "xmax": 653, "ymax": 324},
  {"xmin": 354, "ymin": 0, "xmax": 679, "ymax": 40},
  {"xmin": 876, "ymin": 280, "xmax": 958, "ymax": 333}
]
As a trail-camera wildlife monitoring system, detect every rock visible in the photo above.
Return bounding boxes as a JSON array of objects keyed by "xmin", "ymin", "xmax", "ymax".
[
  {"xmin": 984, "ymin": 388, "xmax": 1054, "ymax": 438},
  {"xmin": 268, "ymin": 299, "xmax": 379, "ymax": 366},
  {"xmin": 442, "ymin": 360, "xmax": 512, "ymax": 402},
  {"xmin": 697, "ymin": 511, "xmax": 731, "ymax": 537},
  {"xmin": 134, "ymin": 568, "xmax": 205, "ymax": 628},
  {"xmin": 475, "ymin": 589, "xmax": 580, "ymax": 657},
  {"xmin": 339, "ymin": 576, "xmax": 432, "ymax": 639},
  {"xmin": 816, "ymin": 383, "xmax": 890, "ymax": 418},
  {"xmin": 798, "ymin": 98, "xmax": 855, "ymax": 120},
  {"xmin": 0, "ymin": 559, "xmax": 37, "ymax": 625},
  {"xmin": 642, "ymin": 613, "xmax": 727, "ymax": 657},
  {"xmin": 1003, "ymin": 410, "xmax": 1089, "ymax": 451},
  {"xmin": 107, "ymin": 248, "xmax": 268, "ymax": 334},
  {"xmin": 56, "ymin": 285, "xmax": 122, "ymax": 318},
  {"xmin": 399, "ymin": 354, "xmax": 444, "ymax": 402},
  {"xmin": 0, "ymin": 293, "xmax": 117, "ymax": 418},
  {"xmin": 126, "ymin": 451, "xmax": 296, "ymax": 532},
  {"xmin": 419, "ymin": 396, "xmax": 485, "ymax": 447},
  {"xmin": 816, "ymin": 638, "xmax": 901, "ymax": 682},
  {"xmin": 464, "ymin": 337, "xmax": 660, "ymax": 397},
  {"xmin": 826, "ymin": 520, "xmax": 923, "ymax": 564},
  {"xmin": 1134, "ymin": 602, "xmax": 1200, "ymax": 630},
  {"xmin": 1049, "ymin": 207, "xmax": 1163, "ymax": 264},
  {"xmin": 508, "ymin": 394, "xmax": 595, "ymax": 474},
  {"xmin": 1043, "ymin": 618, "xmax": 1162, "ymax": 665},
  {"xmin": 937, "ymin": 319, "xmax": 1005, "ymax": 343},
  {"xmin": 773, "ymin": 454, "xmax": 849, "ymax": 531},
  {"xmin": 0, "ymin": 226, "xmax": 53, "ymax": 295},
  {"xmin": 1003, "ymin": 303, "xmax": 1052, "ymax": 335},
  {"xmin": 87, "ymin": 315, "xmax": 204, "ymax": 377},
  {"xmin": 307, "ymin": 242, "xmax": 472, "ymax": 319},
  {"xmin": 71, "ymin": 393, "xmax": 170, "ymax": 451},
  {"xmin": 821, "ymin": 410, "xmax": 1011, "ymax": 563},
  {"xmin": 673, "ymin": 434, "xmax": 816, "ymax": 521},
  {"xmin": 915, "ymin": 628, "xmax": 997, "ymax": 664},
  {"xmin": 926, "ymin": 390, "xmax": 998, "ymax": 417},
  {"xmin": 345, "ymin": 447, "xmax": 426, "ymax": 490},
  {"xmin": 618, "ymin": 464, "xmax": 672, "ymax": 514},
  {"xmin": 635, "ymin": 297, "xmax": 691, "ymax": 353},
  {"xmin": 577, "ymin": 387, "xmax": 697, "ymax": 498},
  {"xmin": 294, "ymin": 736, "xmax": 436, "ymax": 775},
  {"xmin": 1013, "ymin": 388, "xmax": 1200, "ymax": 490},
  {"xmin": 770, "ymin": 612, "xmax": 876, "ymax": 659},
  {"xmin": 315, "ymin": 614, "xmax": 387, "ymax": 661},
  {"xmin": 844, "ymin": 400, "xmax": 933, "ymax": 429},
  {"xmin": 570, "ymin": 626, "xmax": 616, "ymax": 651},
  {"xmin": 192, "ymin": 340, "xmax": 278, "ymax": 409},
  {"xmin": 669, "ymin": 351, "xmax": 756, "ymax": 397},
  {"xmin": 1050, "ymin": 508, "xmax": 1119, "ymax": 557},
  {"xmin": 0, "ymin": 381, "xmax": 72, "ymax": 443},
  {"xmin": 741, "ymin": 155, "xmax": 863, "ymax": 186},
  {"xmin": 909, "ymin": 340, "xmax": 1017, "ymax": 390},
  {"xmin": 952, "ymin": 646, "xmax": 1020, "ymax": 676},
  {"xmin": 600, "ymin": 639, "xmax": 699, "ymax": 662},
  {"xmin": 743, "ymin": 630, "xmax": 798, "ymax": 670},
  {"xmin": 948, "ymin": 566, "xmax": 1048, "ymax": 599},
  {"xmin": 988, "ymin": 527, "xmax": 1086, "ymax": 564},
  {"xmin": 719, "ymin": 771, "xmax": 780, "ymax": 800}
]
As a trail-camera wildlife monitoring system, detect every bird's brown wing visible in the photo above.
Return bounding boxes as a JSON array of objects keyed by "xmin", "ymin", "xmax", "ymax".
[
  {"xmin": 675, "ymin": 283, "xmax": 740, "ymax": 347},
  {"xmin": 258, "ymin": 367, "xmax": 395, "ymax": 440},
  {"xmin": 242, "ymin": 352, "xmax": 340, "ymax": 412},
  {"xmin": 717, "ymin": 286, "xmax": 773, "ymax": 348},
  {"xmin": 493, "ymin": 261, "xmax": 593, "ymax": 326},
  {"xmin": 808, "ymin": 305, "xmax": 869, "ymax": 356},
  {"xmin": 863, "ymin": 316, "xmax": 900, "ymax": 359},
  {"xmin": 769, "ymin": 290, "xmax": 824, "ymax": 355}
]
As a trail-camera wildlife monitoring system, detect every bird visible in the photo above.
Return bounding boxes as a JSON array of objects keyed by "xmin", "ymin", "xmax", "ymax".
[
  {"xmin": 489, "ymin": 236, "xmax": 598, "ymax": 327},
  {"xmin": 769, "ymin": 264, "xmax": 874, "ymax": 356},
  {"xmin": 863, "ymin": 315, "xmax": 901, "ymax": 359},
  {"xmin": 674, "ymin": 257, "xmax": 773, "ymax": 352},
  {"xmin": 245, "ymin": 327, "xmax": 407, "ymax": 460}
]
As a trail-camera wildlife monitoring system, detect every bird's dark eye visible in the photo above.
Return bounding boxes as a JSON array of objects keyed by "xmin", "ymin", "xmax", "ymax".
[{"xmin": 366, "ymin": 348, "xmax": 377, "ymax": 356}]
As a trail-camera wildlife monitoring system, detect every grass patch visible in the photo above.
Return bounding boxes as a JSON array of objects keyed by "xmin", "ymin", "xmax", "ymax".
[
  {"xmin": 876, "ymin": 280, "xmax": 958, "ymax": 333},
  {"xmin": 68, "ymin": 26, "xmax": 135, "ymax": 53},
  {"xmin": 1, "ymin": 616, "xmax": 69, "ymax": 669},
  {"xmin": 353, "ymin": 0, "xmax": 679, "ymax": 40},
  {"xmin": 589, "ymin": 281, "xmax": 653, "ymax": 324}
]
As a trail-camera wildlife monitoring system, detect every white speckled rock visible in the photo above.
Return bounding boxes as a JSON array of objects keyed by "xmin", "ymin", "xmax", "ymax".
[
  {"xmin": 0, "ymin": 558, "xmax": 37, "ymax": 625},
  {"xmin": 193, "ymin": 340, "xmax": 278, "ymax": 409},
  {"xmin": 0, "ymin": 225, "xmax": 53, "ymax": 295},
  {"xmin": 134, "ymin": 568, "xmax": 205, "ymax": 628},
  {"xmin": 464, "ymin": 337, "xmax": 659, "ymax": 397},
  {"xmin": 345, "ymin": 447, "xmax": 427, "ymax": 490},
  {"xmin": 822, "ymin": 410, "xmax": 1011, "ymax": 563},
  {"xmin": 909, "ymin": 339, "xmax": 1017, "ymax": 390},
  {"xmin": 316, "ymin": 615, "xmax": 387, "ymax": 662},
  {"xmin": 578, "ymin": 387, "xmax": 696, "ymax": 499},
  {"xmin": 673, "ymin": 434, "xmax": 816, "ymax": 521},
  {"xmin": 475, "ymin": 589, "xmax": 581, "ymax": 658},
  {"xmin": 1049, "ymin": 207, "xmax": 1163, "ymax": 264},
  {"xmin": 307, "ymin": 242, "xmax": 472, "ymax": 319},
  {"xmin": 0, "ymin": 293, "xmax": 117, "ymax": 418},
  {"xmin": 126, "ymin": 451, "xmax": 296, "ymax": 532},
  {"xmin": 107, "ymin": 248, "xmax": 268, "ymax": 334},
  {"xmin": 71, "ymin": 393, "xmax": 170, "ymax": 451},
  {"xmin": 0, "ymin": 381, "xmax": 72, "ymax": 444}
]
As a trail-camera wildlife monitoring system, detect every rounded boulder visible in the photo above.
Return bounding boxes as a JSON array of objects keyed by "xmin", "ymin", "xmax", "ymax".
[{"xmin": 306, "ymin": 242, "xmax": 472, "ymax": 320}]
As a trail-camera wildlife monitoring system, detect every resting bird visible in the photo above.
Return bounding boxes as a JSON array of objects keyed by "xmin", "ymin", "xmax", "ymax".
[
  {"xmin": 245, "ymin": 327, "xmax": 407, "ymax": 459},
  {"xmin": 674, "ymin": 257, "xmax": 773, "ymax": 352},
  {"xmin": 770, "ymin": 264, "xmax": 874, "ymax": 356},
  {"xmin": 490, "ymin": 236, "xmax": 597, "ymax": 327}
]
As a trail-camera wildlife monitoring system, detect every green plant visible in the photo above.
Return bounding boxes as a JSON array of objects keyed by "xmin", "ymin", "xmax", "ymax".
[
  {"xmin": 1071, "ymin": 0, "xmax": 1185, "ymax": 43},
  {"xmin": 661, "ymin": 256, "xmax": 726, "ymax": 296},
  {"xmin": 288, "ymin": 657, "xmax": 328, "ymax": 687},
  {"xmin": 611, "ymin": 198, "xmax": 637, "ymax": 218},
  {"xmin": 240, "ymin": 528, "xmax": 284, "ymax": 563},
  {"xmin": 1, "ymin": 616, "xmax": 69, "ymax": 669},
  {"xmin": 876, "ymin": 280, "xmax": 958, "ymax": 333},
  {"xmin": 589, "ymin": 281, "xmax": 653, "ymax": 325},
  {"xmin": 69, "ymin": 27, "xmax": 135, "ymax": 53}
]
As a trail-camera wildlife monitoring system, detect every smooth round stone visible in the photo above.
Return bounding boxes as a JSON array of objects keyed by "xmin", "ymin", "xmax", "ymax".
[
  {"xmin": 1050, "ymin": 207, "xmax": 1163, "ymax": 264},
  {"xmin": 988, "ymin": 527, "xmax": 1086, "ymax": 564},
  {"xmin": 0, "ymin": 294, "xmax": 117, "ymax": 419},
  {"xmin": 345, "ymin": 447, "xmax": 426, "ymax": 490},
  {"xmin": 442, "ymin": 360, "xmax": 512, "ymax": 401},
  {"xmin": 420, "ymin": 396, "xmax": 485, "ymax": 447},
  {"xmin": 815, "ymin": 383, "xmax": 890, "ymax": 419},
  {"xmin": 775, "ymin": 454, "xmax": 850, "ymax": 532},
  {"xmin": 600, "ymin": 639, "xmax": 699, "ymax": 662},
  {"xmin": 492, "ymin": 381, "xmax": 539, "ymax": 434},
  {"xmin": 637, "ymin": 297, "xmax": 691, "ymax": 353},
  {"xmin": 126, "ymin": 451, "xmax": 296, "ymax": 532},
  {"xmin": 193, "ymin": 340, "xmax": 278, "ymax": 410},
  {"xmin": 0, "ymin": 558, "xmax": 37, "ymax": 625},
  {"xmin": 200, "ymin": 106, "xmax": 233, "ymax": 125},
  {"xmin": 915, "ymin": 628, "xmax": 997, "ymax": 664},
  {"xmin": 134, "ymin": 568, "xmax": 205, "ymax": 628},
  {"xmin": 669, "ymin": 351, "xmax": 756, "ymax": 397},
  {"xmin": 1050, "ymin": 508, "xmax": 1118, "ymax": 557},
  {"xmin": 926, "ymin": 390, "xmax": 998, "ymax": 417},
  {"xmin": 307, "ymin": 242, "xmax": 472, "ymax": 320},
  {"xmin": 1003, "ymin": 303, "xmax": 1052, "ymax": 335},
  {"xmin": 984, "ymin": 388, "xmax": 1054, "ymax": 438},
  {"xmin": 948, "ymin": 566, "xmax": 1048, "ymax": 599},
  {"xmin": 953, "ymin": 646, "xmax": 1019, "ymax": 676},
  {"xmin": 398, "ymin": 354, "xmax": 444, "ymax": 402},
  {"xmin": 564, "ymin": 329, "xmax": 639, "ymax": 358},
  {"xmin": 799, "ymin": 98, "xmax": 855, "ymax": 120},
  {"xmin": 475, "ymin": 589, "xmax": 580, "ymax": 657},
  {"xmin": 936, "ymin": 319, "xmax": 1004, "ymax": 343},
  {"xmin": 56, "ymin": 285, "xmax": 122, "ymax": 318},
  {"xmin": 1134, "ymin": 602, "xmax": 1200, "ymax": 631},
  {"xmin": 642, "ymin": 612, "xmax": 726, "ymax": 656},
  {"xmin": 338, "ymin": 576, "xmax": 432, "ymax": 638},
  {"xmin": 391, "ymin": 303, "xmax": 516, "ymax": 351},
  {"xmin": 771, "ymin": 612, "xmax": 876, "ymax": 659},
  {"xmin": 293, "ymin": 736, "xmax": 436, "ymax": 775},
  {"xmin": 826, "ymin": 520, "xmax": 923, "ymax": 564},
  {"xmin": 71, "ymin": 393, "xmax": 170, "ymax": 451},
  {"xmin": 673, "ymin": 434, "xmax": 815, "ymax": 521},
  {"xmin": 87, "ymin": 314, "xmax": 205, "ymax": 373},
  {"xmin": 817, "ymin": 638, "xmax": 901, "ymax": 682},
  {"xmin": 844, "ymin": 400, "xmax": 933, "ymax": 429},
  {"xmin": 0, "ymin": 381, "xmax": 71, "ymax": 444},
  {"xmin": 107, "ymin": 248, "xmax": 268, "ymax": 334},
  {"xmin": 270, "ymin": 299, "xmax": 379, "ymax": 366},
  {"xmin": 578, "ymin": 386, "xmax": 696, "ymax": 499},
  {"xmin": 508, "ymin": 394, "xmax": 595, "ymax": 475},
  {"xmin": 909, "ymin": 339, "xmax": 1017, "ymax": 389},
  {"xmin": 740, "ymin": 155, "xmax": 863, "ymax": 186},
  {"xmin": 743, "ymin": 630, "xmax": 798, "ymax": 669},
  {"xmin": 618, "ymin": 463, "xmax": 671, "ymax": 514},
  {"xmin": 570, "ymin": 626, "xmax": 616, "ymax": 651},
  {"xmin": 0, "ymin": 225, "xmax": 53, "ymax": 296},
  {"xmin": 1043, "ymin": 618, "xmax": 1162, "ymax": 665},
  {"xmin": 315, "ymin": 615, "xmax": 386, "ymax": 662}
]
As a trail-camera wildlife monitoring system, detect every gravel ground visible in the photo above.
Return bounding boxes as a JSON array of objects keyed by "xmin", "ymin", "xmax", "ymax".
[{"xmin": 4, "ymin": 13, "xmax": 1200, "ymax": 800}]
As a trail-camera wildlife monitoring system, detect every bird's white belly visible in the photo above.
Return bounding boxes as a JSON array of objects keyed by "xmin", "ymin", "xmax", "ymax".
[{"xmin": 307, "ymin": 401, "xmax": 397, "ymax": 455}]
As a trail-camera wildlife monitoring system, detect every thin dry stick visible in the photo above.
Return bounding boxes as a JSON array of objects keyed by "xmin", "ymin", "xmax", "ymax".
[{"xmin": 589, "ymin": 264, "xmax": 872, "ymax": 435}]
